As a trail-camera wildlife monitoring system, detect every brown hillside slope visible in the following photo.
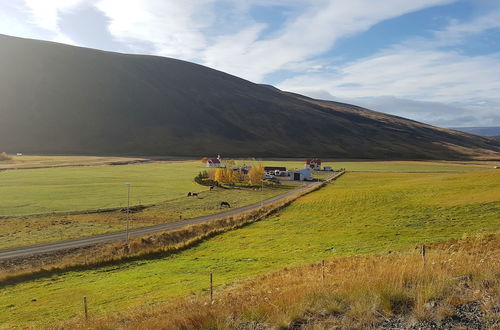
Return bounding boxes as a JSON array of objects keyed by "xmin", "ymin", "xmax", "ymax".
[{"xmin": 1, "ymin": 34, "xmax": 499, "ymax": 159}]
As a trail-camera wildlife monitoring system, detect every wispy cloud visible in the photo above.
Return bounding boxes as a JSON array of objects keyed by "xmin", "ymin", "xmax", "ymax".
[
  {"xmin": 93, "ymin": 0, "xmax": 455, "ymax": 81},
  {"xmin": 278, "ymin": 10, "xmax": 500, "ymax": 126}
]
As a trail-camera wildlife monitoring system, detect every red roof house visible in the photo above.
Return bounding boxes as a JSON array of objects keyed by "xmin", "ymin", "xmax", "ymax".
[{"xmin": 305, "ymin": 158, "xmax": 321, "ymax": 170}]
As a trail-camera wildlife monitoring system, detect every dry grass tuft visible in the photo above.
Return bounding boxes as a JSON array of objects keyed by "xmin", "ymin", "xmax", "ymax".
[
  {"xmin": 0, "ymin": 152, "xmax": 12, "ymax": 161},
  {"xmin": 54, "ymin": 234, "xmax": 499, "ymax": 330}
]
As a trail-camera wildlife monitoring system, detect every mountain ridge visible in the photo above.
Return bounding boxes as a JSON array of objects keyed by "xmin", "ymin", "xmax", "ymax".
[{"xmin": 1, "ymin": 34, "xmax": 499, "ymax": 160}]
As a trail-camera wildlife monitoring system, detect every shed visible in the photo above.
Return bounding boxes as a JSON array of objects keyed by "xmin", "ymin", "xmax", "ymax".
[{"xmin": 292, "ymin": 169, "xmax": 313, "ymax": 181}]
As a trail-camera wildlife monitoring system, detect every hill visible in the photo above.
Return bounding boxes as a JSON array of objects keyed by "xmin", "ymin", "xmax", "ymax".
[
  {"xmin": 1, "ymin": 34, "xmax": 499, "ymax": 159},
  {"xmin": 450, "ymin": 126, "xmax": 500, "ymax": 137}
]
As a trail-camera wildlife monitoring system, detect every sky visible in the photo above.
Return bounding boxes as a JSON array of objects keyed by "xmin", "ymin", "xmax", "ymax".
[{"xmin": 1, "ymin": 0, "xmax": 499, "ymax": 128}]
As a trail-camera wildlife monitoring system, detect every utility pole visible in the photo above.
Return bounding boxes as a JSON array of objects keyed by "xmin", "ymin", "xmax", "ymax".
[
  {"xmin": 261, "ymin": 178, "xmax": 264, "ymax": 209},
  {"xmin": 124, "ymin": 182, "xmax": 131, "ymax": 244}
]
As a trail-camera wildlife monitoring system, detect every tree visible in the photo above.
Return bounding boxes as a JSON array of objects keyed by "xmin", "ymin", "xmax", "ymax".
[
  {"xmin": 214, "ymin": 168, "xmax": 224, "ymax": 183},
  {"xmin": 248, "ymin": 164, "xmax": 264, "ymax": 185}
]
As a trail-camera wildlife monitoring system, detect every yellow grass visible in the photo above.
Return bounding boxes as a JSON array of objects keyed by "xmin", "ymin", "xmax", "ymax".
[{"xmin": 55, "ymin": 234, "xmax": 500, "ymax": 329}]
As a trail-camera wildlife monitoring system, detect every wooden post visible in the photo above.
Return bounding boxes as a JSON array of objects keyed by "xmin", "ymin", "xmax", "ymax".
[
  {"xmin": 321, "ymin": 260, "xmax": 325, "ymax": 281},
  {"xmin": 421, "ymin": 244, "xmax": 426, "ymax": 266},
  {"xmin": 210, "ymin": 272, "xmax": 213, "ymax": 303},
  {"xmin": 83, "ymin": 296, "xmax": 88, "ymax": 320}
]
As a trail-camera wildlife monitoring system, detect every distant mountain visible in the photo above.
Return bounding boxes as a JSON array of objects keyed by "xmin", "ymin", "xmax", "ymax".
[
  {"xmin": 1, "ymin": 34, "xmax": 499, "ymax": 160},
  {"xmin": 450, "ymin": 127, "xmax": 500, "ymax": 137}
]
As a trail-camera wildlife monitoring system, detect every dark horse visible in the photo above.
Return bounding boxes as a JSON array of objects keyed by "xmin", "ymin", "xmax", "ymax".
[
  {"xmin": 220, "ymin": 201, "xmax": 231, "ymax": 208},
  {"xmin": 187, "ymin": 192, "xmax": 198, "ymax": 197}
]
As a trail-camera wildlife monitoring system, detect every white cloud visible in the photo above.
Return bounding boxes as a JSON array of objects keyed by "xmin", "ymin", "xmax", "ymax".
[
  {"xmin": 92, "ymin": 0, "xmax": 454, "ymax": 81},
  {"xmin": 95, "ymin": 0, "xmax": 216, "ymax": 58},
  {"xmin": 277, "ymin": 10, "xmax": 500, "ymax": 127},
  {"xmin": 20, "ymin": 0, "xmax": 85, "ymax": 45}
]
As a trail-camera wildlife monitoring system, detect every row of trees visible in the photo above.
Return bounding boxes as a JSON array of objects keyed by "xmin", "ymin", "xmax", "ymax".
[{"xmin": 196, "ymin": 165, "xmax": 265, "ymax": 186}]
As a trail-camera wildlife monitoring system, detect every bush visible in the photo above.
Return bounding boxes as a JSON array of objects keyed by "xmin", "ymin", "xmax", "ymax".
[
  {"xmin": 0, "ymin": 152, "xmax": 12, "ymax": 161},
  {"xmin": 194, "ymin": 171, "xmax": 219, "ymax": 187}
]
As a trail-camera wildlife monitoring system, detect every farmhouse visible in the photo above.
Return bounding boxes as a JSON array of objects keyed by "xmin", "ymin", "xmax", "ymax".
[
  {"xmin": 206, "ymin": 158, "xmax": 222, "ymax": 168},
  {"xmin": 305, "ymin": 158, "xmax": 321, "ymax": 170},
  {"xmin": 291, "ymin": 169, "xmax": 313, "ymax": 181}
]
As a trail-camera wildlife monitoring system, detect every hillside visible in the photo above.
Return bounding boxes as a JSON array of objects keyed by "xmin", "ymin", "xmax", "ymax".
[
  {"xmin": 450, "ymin": 126, "xmax": 500, "ymax": 137},
  {"xmin": 1, "ymin": 34, "xmax": 499, "ymax": 159}
]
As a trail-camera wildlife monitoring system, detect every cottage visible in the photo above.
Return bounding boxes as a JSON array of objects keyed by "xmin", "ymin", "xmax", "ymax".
[
  {"xmin": 206, "ymin": 158, "xmax": 222, "ymax": 168},
  {"xmin": 305, "ymin": 158, "xmax": 321, "ymax": 170},
  {"xmin": 291, "ymin": 169, "xmax": 313, "ymax": 181}
]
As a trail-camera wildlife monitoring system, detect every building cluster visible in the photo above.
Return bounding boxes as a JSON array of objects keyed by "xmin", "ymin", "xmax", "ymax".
[{"xmin": 205, "ymin": 156, "xmax": 334, "ymax": 181}]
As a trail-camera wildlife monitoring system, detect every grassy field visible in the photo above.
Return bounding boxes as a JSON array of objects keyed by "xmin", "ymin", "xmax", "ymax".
[
  {"xmin": 0, "ymin": 155, "xmax": 147, "ymax": 170},
  {"xmin": 0, "ymin": 185, "xmax": 292, "ymax": 249},
  {"xmin": 0, "ymin": 158, "xmax": 491, "ymax": 217},
  {"xmin": 62, "ymin": 235, "xmax": 500, "ymax": 329},
  {"xmin": 1, "ymin": 166, "xmax": 498, "ymax": 327},
  {"xmin": 0, "ymin": 161, "xmax": 207, "ymax": 216}
]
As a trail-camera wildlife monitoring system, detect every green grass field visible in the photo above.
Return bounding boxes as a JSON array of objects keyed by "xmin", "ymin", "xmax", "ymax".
[
  {"xmin": 0, "ymin": 185, "xmax": 292, "ymax": 249},
  {"xmin": 0, "ymin": 158, "xmax": 490, "ymax": 217},
  {"xmin": 1, "ymin": 166, "xmax": 498, "ymax": 327}
]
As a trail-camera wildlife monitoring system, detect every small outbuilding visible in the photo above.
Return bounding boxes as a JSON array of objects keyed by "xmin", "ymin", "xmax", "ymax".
[
  {"xmin": 323, "ymin": 166, "xmax": 333, "ymax": 171},
  {"xmin": 305, "ymin": 158, "xmax": 321, "ymax": 170},
  {"xmin": 264, "ymin": 166, "xmax": 287, "ymax": 176},
  {"xmin": 291, "ymin": 169, "xmax": 313, "ymax": 181}
]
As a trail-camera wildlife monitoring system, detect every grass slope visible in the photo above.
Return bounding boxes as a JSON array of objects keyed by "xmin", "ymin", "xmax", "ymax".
[
  {"xmin": 1, "ymin": 34, "xmax": 499, "ymax": 159},
  {"xmin": 61, "ymin": 235, "xmax": 500, "ymax": 329},
  {"xmin": 1, "ymin": 168, "xmax": 498, "ymax": 327}
]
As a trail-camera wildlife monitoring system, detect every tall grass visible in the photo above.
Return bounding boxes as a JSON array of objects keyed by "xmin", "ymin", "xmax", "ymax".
[{"xmin": 56, "ymin": 234, "xmax": 500, "ymax": 329}]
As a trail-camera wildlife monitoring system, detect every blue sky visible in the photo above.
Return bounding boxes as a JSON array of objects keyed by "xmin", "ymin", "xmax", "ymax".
[{"xmin": 1, "ymin": 0, "xmax": 499, "ymax": 127}]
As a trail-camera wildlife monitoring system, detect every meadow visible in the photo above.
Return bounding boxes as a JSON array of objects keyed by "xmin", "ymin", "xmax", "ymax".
[
  {"xmin": 0, "ymin": 155, "xmax": 147, "ymax": 170},
  {"xmin": 0, "ymin": 157, "xmax": 486, "ymax": 217},
  {"xmin": 0, "ymin": 185, "xmax": 292, "ymax": 249},
  {"xmin": 1, "ymin": 166, "xmax": 498, "ymax": 327}
]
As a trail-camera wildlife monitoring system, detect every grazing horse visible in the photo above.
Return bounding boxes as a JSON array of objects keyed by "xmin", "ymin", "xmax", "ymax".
[
  {"xmin": 220, "ymin": 201, "xmax": 231, "ymax": 208},
  {"xmin": 187, "ymin": 192, "xmax": 192, "ymax": 197},
  {"xmin": 191, "ymin": 192, "xmax": 198, "ymax": 197},
  {"xmin": 210, "ymin": 186, "xmax": 215, "ymax": 191}
]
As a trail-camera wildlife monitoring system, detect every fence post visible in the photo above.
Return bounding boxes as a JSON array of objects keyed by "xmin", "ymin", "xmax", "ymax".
[
  {"xmin": 421, "ymin": 244, "xmax": 426, "ymax": 266},
  {"xmin": 83, "ymin": 296, "xmax": 88, "ymax": 320},
  {"xmin": 210, "ymin": 272, "xmax": 213, "ymax": 303},
  {"xmin": 321, "ymin": 260, "xmax": 325, "ymax": 281}
]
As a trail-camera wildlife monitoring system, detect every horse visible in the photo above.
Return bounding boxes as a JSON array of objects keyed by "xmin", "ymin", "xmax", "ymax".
[
  {"xmin": 187, "ymin": 192, "xmax": 192, "ymax": 197},
  {"xmin": 191, "ymin": 192, "xmax": 198, "ymax": 197},
  {"xmin": 220, "ymin": 201, "xmax": 231, "ymax": 208},
  {"xmin": 210, "ymin": 186, "xmax": 215, "ymax": 191}
]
